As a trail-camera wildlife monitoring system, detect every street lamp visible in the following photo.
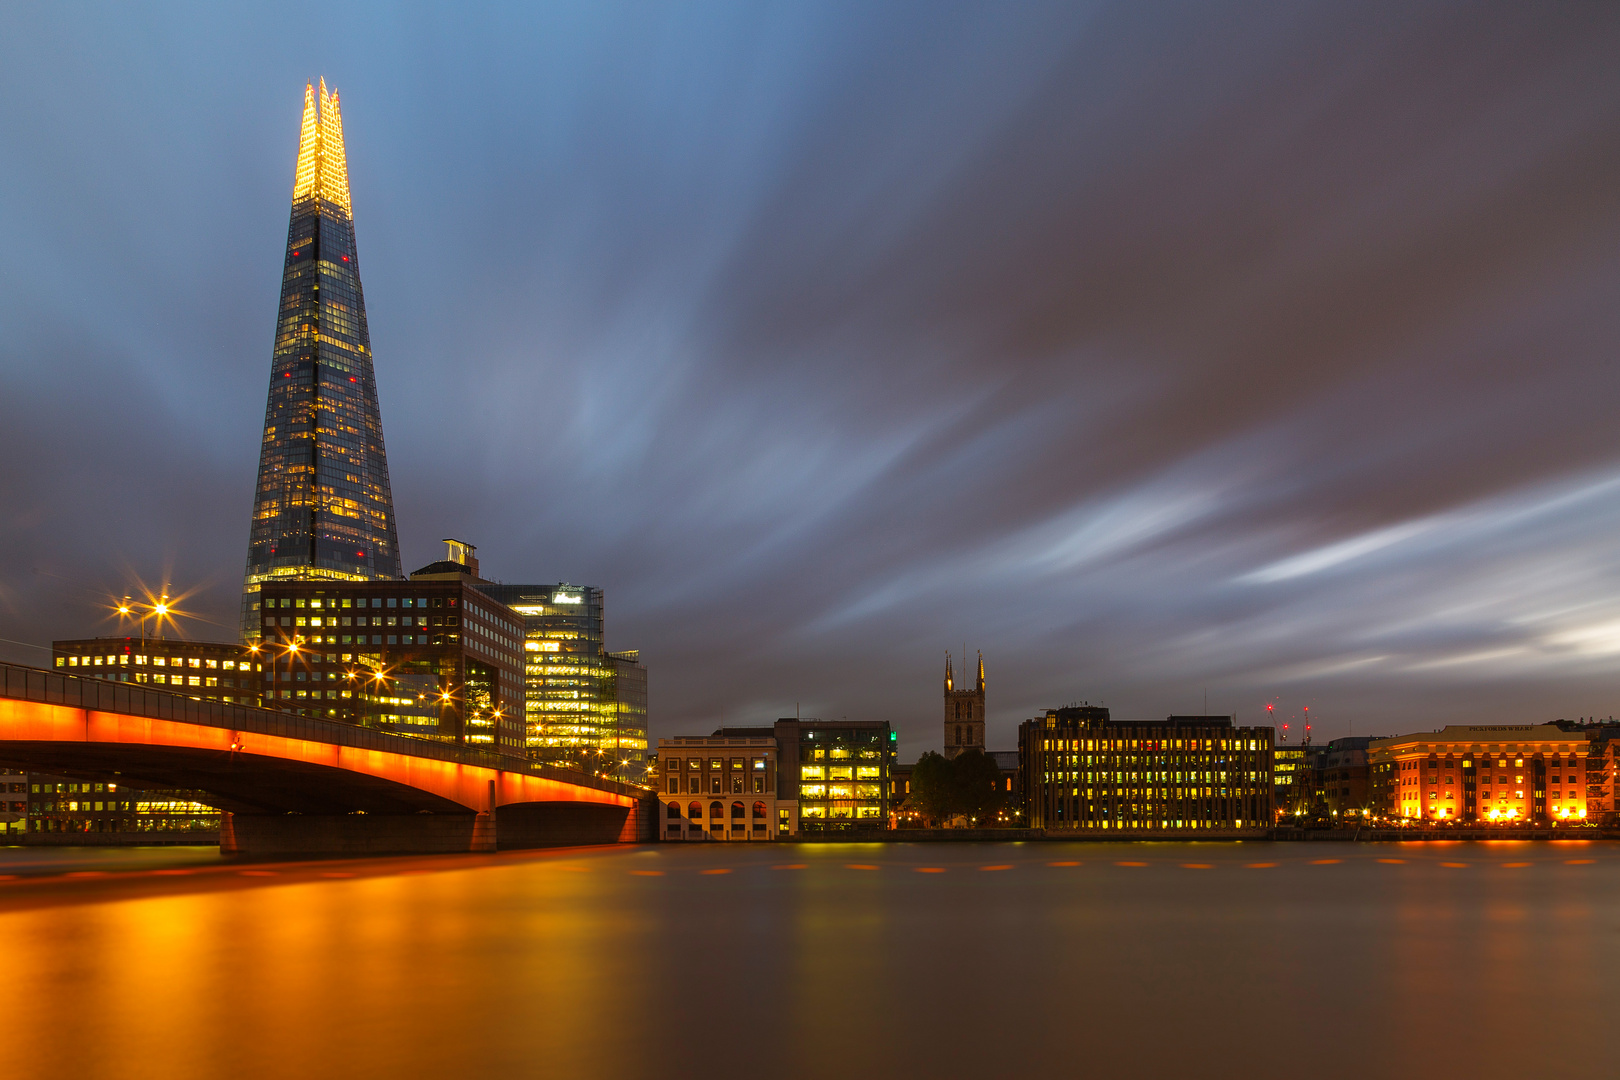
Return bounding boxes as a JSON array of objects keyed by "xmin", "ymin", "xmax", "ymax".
[{"xmin": 246, "ymin": 643, "xmax": 263, "ymax": 706}]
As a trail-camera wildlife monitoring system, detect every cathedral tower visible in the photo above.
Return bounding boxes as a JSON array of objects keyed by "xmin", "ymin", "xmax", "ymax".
[
  {"xmin": 241, "ymin": 81, "xmax": 402, "ymax": 638},
  {"xmin": 943, "ymin": 651, "xmax": 985, "ymax": 759}
]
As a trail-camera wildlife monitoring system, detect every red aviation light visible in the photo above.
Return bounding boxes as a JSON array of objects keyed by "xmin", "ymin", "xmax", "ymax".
[{"xmin": 342, "ymin": 255, "xmax": 349, "ymax": 261}]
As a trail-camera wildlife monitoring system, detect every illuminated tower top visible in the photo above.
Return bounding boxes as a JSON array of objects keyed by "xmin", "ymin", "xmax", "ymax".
[
  {"xmin": 943, "ymin": 651, "xmax": 985, "ymax": 759},
  {"xmin": 241, "ymin": 81, "xmax": 401, "ymax": 639},
  {"xmin": 293, "ymin": 79, "xmax": 352, "ymax": 213}
]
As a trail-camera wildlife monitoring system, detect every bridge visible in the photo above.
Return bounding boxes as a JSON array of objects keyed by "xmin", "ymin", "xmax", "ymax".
[{"xmin": 0, "ymin": 662, "xmax": 655, "ymax": 855}]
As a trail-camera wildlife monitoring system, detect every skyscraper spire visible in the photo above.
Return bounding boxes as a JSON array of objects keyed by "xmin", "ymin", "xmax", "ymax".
[{"xmin": 241, "ymin": 81, "xmax": 401, "ymax": 638}]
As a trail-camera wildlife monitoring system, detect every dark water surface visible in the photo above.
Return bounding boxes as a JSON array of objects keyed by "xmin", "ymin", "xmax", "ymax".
[{"xmin": 3, "ymin": 840, "xmax": 1617, "ymax": 1079}]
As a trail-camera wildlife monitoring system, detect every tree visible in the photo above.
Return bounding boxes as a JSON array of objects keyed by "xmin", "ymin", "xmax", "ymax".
[
  {"xmin": 903, "ymin": 749, "xmax": 1006, "ymax": 826},
  {"xmin": 951, "ymin": 749, "xmax": 1005, "ymax": 824},
  {"xmin": 905, "ymin": 752, "xmax": 956, "ymax": 824}
]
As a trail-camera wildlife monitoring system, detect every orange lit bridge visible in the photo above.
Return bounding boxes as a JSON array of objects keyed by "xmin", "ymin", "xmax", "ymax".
[{"xmin": 0, "ymin": 662, "xmax": 655, "ymax": 855}]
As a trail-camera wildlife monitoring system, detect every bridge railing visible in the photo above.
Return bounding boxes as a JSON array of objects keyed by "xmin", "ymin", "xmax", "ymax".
[{"xmin": 0, "ymin": 660, "xmax": 646, "ymax": 800}]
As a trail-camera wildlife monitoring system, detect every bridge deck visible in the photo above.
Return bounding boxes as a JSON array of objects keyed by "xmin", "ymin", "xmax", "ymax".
[{"xmin": 0, "ymin": 660, "xmax": 641, "ymax": 801}]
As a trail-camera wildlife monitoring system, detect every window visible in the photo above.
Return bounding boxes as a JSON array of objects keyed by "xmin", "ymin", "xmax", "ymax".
[
  {"xmin": 731, "ymin": 776, "xmax": 743, "ymax": 794},
  {"xmin": 709, "ymin": 776, "xmax": 722, "ymax": 795},
  {"xmin": 753, "ymin": 776, "xmax": 765, "ymax": 794},
  {"xmin": 753, "ymin": 801, "xmax": 767, "ymax": 819},
  {"xmin": 709, "ymin": 801, "xmax": 724, "ymax": 820},
  {"xmin": 688, "ymin": 802, "xmax": 702, "ymax": 820},
  {"xmin": 730, "ymin": 801, "xmax": 745, "ymax": 819},
  {"xmin": 667, "ymin": 802, "xmax": 680, "ymax": 819},
  {"xmin": 687, "ymin": 777, "xmax": 700, "ymax": 795}
]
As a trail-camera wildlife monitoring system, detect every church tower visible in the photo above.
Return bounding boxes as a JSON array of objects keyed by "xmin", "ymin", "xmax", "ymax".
[{"xmin": 943, "ymin": 651, "xmax": 985, "ymax": 759}]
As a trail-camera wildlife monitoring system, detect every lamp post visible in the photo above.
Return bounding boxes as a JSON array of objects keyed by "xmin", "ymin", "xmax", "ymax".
[
  {"xmin": 438, "ymin": 685, "xmax": 455, "ymax": 741},
  {"xmin": 246, "ymin": 643, "xmax": 264, "ymax": 707},
  {"xmin": 280, "ymin": 641, "xmax": 303, "ymax": 715},
  {"xmin": 148, "ymin": 594, "xmax": 172, "ymax": 642}
]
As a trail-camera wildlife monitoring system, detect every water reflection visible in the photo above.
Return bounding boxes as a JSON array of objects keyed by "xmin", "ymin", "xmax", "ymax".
[{"xmin": 0, "ymin": 842, "xmax": 1614, "ymax": 1078}]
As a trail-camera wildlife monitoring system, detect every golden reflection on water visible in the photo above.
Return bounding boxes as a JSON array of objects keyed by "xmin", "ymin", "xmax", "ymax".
[{"xmin": 1, "ymin": 842, "xmax": 1616, "ymax": 1079}]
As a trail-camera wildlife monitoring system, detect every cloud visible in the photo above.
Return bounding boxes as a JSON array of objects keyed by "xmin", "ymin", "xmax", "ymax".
[{"xmin": 4, "ymin": 2, "xmax": 1620, "ymax": 756}]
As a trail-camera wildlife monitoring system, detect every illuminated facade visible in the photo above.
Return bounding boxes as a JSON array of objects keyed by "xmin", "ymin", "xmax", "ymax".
[
  {"xmin": 24, "ymin": 773, "xmax": 220, "ymax": 839},
  {"xmin": 242, "ymin": 81, "xmax": 401, "ymax": 639},
  {"xmin": 662, "ymin": 719, "xmax": 896, "ymax": 834},
  {"xmin": 1273, "ymin": 743, "xmax": 1308, "ymax": 817},
  {"xmin": 656, "ymin": 735, "xmax": 785, "ymax": 840},
  {"xmin": 943, "ymin": 651, "xmax": 985, "ymax": 759},
  {"xmin": 1021, "ymin": 708, "xmax": 1275, "ymax": 830},
  {"xmin": 766, "ymin": 719, "xmax": 896, "ymax": 831},
  {"xmin": 1368, "ymin": 724, "xmax": 1593, "ymax": 823},
  {"xmin": 606, "ymin": 650, "xmax": 649, "ymax": 780},
  {"xmin": 53, "ymin": 637, "xmax": 261, "ymax": 707},
  {"xmin": 476, "ymin": 584, "xmax": 621, "ymax": 764},
  {"xmin": 258, "ymin": 579, "xmax": 526, "ymax": 755}
]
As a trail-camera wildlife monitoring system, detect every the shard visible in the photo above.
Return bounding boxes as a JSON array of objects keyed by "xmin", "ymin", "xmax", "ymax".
[{"xmin": 241, "ymin": 81, "xmax": 401, "ymax": 639}]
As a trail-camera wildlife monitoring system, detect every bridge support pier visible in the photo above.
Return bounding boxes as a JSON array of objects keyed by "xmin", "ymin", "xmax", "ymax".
[{"xmin": 470, "ymin": 811, "xmax": 496, "ymax": 853}]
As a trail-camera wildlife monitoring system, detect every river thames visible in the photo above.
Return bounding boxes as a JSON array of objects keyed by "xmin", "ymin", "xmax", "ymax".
[{"xmin": 2, "ymin": 840, "xmax": 1616, "ymax": 1079}]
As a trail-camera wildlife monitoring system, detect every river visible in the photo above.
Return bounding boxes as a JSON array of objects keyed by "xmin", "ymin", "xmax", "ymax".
[{"xmin": 2, "ymin": 840, "xmax": 1615, "ymax": 1078}]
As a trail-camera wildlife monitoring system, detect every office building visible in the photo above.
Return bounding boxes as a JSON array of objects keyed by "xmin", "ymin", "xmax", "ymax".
[
  {"xmin": 1273, "ymin": 742, "xmax": 1308, "ymax": 818},
  {"xmin": 605, "ymin": 650, "xmax": 649, "ymax": 781},
  {"xmin": 475, "ymin": 578, "xmax": 646, "ymax": 770},
  {"xmin": 777, "ymin": 719, "xmax": 896, "ymax": 830},
  {"xmin": 1368, "ymin": 724, "xmax": 1592, "ymax": 823},
  {"xmin": 23, "ymin": 773, "xmax": 218, "ymax": 840},
  {"xmin": 713, "ymin": 719, "xmax": 897, "ymax": 832},
  {"xmin": 1, "ymin": 770, "xmax": 24, "ymax": 838},
  {"xmin": 52, "ymin": 638, "xmax": 262, "ymax": 707},
  {"xmin": 241, "ymin": 80, "xmax": 402, "ymax": 638},
  {"xmin": 1020, "ymin": 707, "xmax": 1275, "ymax": 831},
  {"xmin": 656, "ymin": 719, "xmax": 898, "ymax": 834},
  {"xmin": 1316, "ymin": 736, "xmax": 1379, "ymax": 820},
  {"xmin": 656, "ymin": 733, "xmax": 785, "ymax": 840},
  {"xmin": 258, "ymin": 575, "xmax": 526, "ymax": 755}
]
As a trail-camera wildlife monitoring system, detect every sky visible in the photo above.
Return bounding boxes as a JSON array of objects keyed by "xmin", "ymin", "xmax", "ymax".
[{"xmin": 3, "ymin": 1, "xmax": 1620, "ymax": 758}]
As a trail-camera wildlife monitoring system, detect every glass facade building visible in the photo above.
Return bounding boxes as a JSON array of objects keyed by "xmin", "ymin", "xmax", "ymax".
[
  {"xmin": 242, "ymin": 81, "xmax": 401, "ymax": 639},
  {"xmin": 605, "ymin": 650, "xmax": 649, "ymax": 781},
  {"xmin": 475, "ymin": 584, "xmax": 615, "ymax": 765}
]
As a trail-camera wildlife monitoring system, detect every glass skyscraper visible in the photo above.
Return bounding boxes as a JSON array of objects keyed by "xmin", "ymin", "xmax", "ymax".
[{"xmin": 241, "ymin": 81, "xmax": 401, "ymax": 639}]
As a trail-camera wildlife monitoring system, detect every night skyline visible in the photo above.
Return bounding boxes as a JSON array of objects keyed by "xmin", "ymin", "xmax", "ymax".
[{"xmin": 5, "ymin": 3, "xmax": 1620, "ymax": 758}]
